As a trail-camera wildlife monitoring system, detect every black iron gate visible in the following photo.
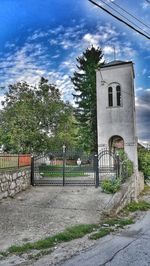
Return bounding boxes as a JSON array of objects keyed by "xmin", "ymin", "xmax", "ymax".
[
  {"xmin": 98, "ymin": 149, "xmax": 119, "ymax": 183},
  {"xmin": 30, "ymin": 149, "xmax": 121, "ymax": 187},
  {"xmin": 31, "ymin": 151, "xmax": 96, "ymax": 186}
]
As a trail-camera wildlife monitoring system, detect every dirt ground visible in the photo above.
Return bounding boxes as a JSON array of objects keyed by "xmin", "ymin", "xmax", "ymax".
[{"xmin": 0, "ymin": 186, "xmax": 113, "ymax": 251}]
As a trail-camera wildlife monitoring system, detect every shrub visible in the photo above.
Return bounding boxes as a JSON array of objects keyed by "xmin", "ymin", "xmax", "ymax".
[
  {"xmin": 101, "ymin": 178, "xmax": 121, "ymax": 194},
  {"xmin": 117, "ymin": 150, "xmax": 133, "ymax": 181},
  {"xmin": 138, "ymin": 149, "xmax": 150, "ymax": 179}
]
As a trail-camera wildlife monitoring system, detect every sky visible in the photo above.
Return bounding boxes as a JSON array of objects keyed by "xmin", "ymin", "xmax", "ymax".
[{"xmin": 0, "ymin": 0, "xmax": 149, "ymax": 143}]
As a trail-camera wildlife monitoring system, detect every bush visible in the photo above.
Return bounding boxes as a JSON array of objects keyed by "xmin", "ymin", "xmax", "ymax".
[
  {"xmin": 117, "ymin": 150, "xmax": 133, "ymax": 181},
  {"xmin": 101, "ymin": 178, "xmax": 121, "ymax": 194},
  {"xmin": 126, "ymin": 160, "xmax": 133, "ymax": 177},
  {"xmin": 138, "ymin": 149, "xmax": 150, "ymax": 179}
]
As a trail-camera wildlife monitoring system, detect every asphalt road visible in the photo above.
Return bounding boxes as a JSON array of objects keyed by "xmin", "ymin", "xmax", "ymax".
[
  {"xmin": 1, "ymin": 204, "xmax": 150, "ymax": 266},
  {"xmin": 60, "ymin": 211, "xmax": 150, "ymax": 266}
]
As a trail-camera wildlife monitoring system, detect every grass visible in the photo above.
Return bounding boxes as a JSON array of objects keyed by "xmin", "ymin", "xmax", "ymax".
[
  {"xmin": 0, "ymin": 217, "xmax": 134, "ymax": 256},
  {"xmin": 89, "ymin": 228, "xmax": 113, "ymax": 240},
  {"xmin": 7, "ymin": 224, "xmax": 98, "ymax": 254},
  {"xmin": 0, "ymin": 251, "xmax": 8, "ymax": 257},
  {"xmin": 143, "ymin": 184, "xmax": 150, "ymax": 193},
  {"xmin": 89, "ymin": 217, "xmax": 133, "ymax": 240},
  {"xmin": 40, "ymin": 172, "xmax": 87, "ymax": 178},
  {"xmin": 103, "ymin": 218, "xmax": 134, "ymax": 228},
  {"xmin": 124, "ymin": 200, "xmax": 150, "ymax": 212},
  {"xmin": 39, "ymin": 164, "xmax": 92, "ymax": 178}
]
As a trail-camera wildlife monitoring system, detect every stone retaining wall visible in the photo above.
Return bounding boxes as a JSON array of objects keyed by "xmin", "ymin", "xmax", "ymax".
[
  {"xmin": 0, "ymin": 168, "xmax": 31, "ymax": 200},
  {"xmin": 104, "ymin": 171, "xmax": 144, "ymax": 215}
]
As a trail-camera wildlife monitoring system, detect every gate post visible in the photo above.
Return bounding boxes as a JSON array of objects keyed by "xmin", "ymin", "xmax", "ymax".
[
  {"xmin": 116, "ymin": 154, "xmax": 120, "ymax": 178},
  {"xmin": 62, "ymin": 145, "xmax": 66, "ymax": 186},
  {"xmin": 31, "ymin": 156, "xmax": 34, "ymax": 186},
  {"xmin": 94, "ymin": 154, "xmax": 99, "ymax": 188}
]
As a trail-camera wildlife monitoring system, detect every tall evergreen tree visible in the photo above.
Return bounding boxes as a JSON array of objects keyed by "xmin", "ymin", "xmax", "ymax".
[{"xmin": 71, "ymin": 46, "xmax": 104, "ymax": 153}]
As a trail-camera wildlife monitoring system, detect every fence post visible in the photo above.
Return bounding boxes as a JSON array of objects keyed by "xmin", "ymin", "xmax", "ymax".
[
  {"xmin": 116, "ymin": 154, "xmax": 120, "ymax": 178},
  {"xmin": 18, "ymin": 154, "xmax": 19, "ymax": 168},
  {"xmin": 94, "ymin": 154, "xmax": 99, "ymax": 188},
  {"xmin": 31, "ymin": 156, "xmax": 34, "ymax": 186}
]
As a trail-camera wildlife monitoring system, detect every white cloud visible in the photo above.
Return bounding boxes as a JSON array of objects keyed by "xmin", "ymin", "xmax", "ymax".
[
  {"xmin": 141, "ymin": 1, "xmax": 149, "ymax": 9},
  {"xmin": 83, "ymin": 33, "xmax": 101, "ymax": 46},
  {"xmin": 49, "ymin": 39, "xmax": 58, "ymax": 45},
  {"xmin": 136, "ymin": 87, "xmax": 144, "ymax": 92},
  {"xmin": 27, "ymin": 31, "xmax": 49, "ymax": 41},
  {"xmin": 0, "ymin": 21, "xmax": 146, "ymax": 108},
  {"xmin": 0, "ymin": 42, "xmax": 49, "ymax": 88},
  {"xmin": 59, "ymin": 40, "xmax": 72, "ymax": 50},
  {"xmin": 142, "ymin": 68, "xmax": 147, "ymax": 75},
  {"xmin": 51, "ymin": 54, "xmax": 60, "ymax": 59},
  {"xmin": 103, "ymin": 45, "xmax": 114, "ymax": 55},
  {"xmin": 5, "ymin": 42, "xmax": 16, "ymax": 49}
]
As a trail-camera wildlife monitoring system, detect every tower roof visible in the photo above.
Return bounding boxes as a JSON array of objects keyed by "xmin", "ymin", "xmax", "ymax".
[{"xmin": 101, "ymin": 60, "xmax": 133, "ymax": 68}]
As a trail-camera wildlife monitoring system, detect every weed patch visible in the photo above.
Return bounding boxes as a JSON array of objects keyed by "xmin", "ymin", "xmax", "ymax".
[
  {"xmin": 89, "ymin": 228, "xmax": 113, "ymax": 240},
  {"xmin": 103, "ymin": 218, "xmax": 134, "ymax": 228},
  {"xmin": 101, "ymin": 179, "xmax": 121, "ymax": 193},
  {"xmin": 124, "ymin": 200, "xmax": 150, "ymax": 212},
  {"xmin": 143, "ymin": 185, "xmax": 150, "ymax": 193},
  {"xmin": 0, "ymin": 251, "xmax": 7, "ymax": 258},
  {"xmin": 7, "ymin": 224, "xmax": 98, "ymax": 254},
  {"xmin": 89, "ymin": 217, "xmax": 133, "ymax": 240}
]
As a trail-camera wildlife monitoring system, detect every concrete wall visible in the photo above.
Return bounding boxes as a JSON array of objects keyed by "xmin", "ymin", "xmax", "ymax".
[
  {"xmin": 96, "ymin": 62, "xmax": 138, "ymax": 170},
  {"xmin": 0, "ymin": 168, "xmax": 31, "ymax": 200},
  {"xmin": 103, "ymin": 172, "xmax": 144, "ymax": 215}
]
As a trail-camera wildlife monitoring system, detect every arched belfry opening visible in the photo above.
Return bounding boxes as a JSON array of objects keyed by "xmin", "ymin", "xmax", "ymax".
[
  {"xmin": 108, "ymin": 82, "xmax": 122, "ymax": 107},
  {"xmin": 109, "ymin": 135, "xmax": 124, "ymax": 153}
]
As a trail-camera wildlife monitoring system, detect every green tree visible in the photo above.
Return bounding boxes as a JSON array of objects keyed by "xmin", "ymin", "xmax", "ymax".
[
  {"xmin": 53, "ymin": 103, "xmax": 79, "ymax": 150},
  {"xmin": 0, "ymin": 78, "xmax": 78, "ymax": 153},
  {"xmin": 71, "ymin": 46, "xmax": 104, "ymax": 153},
  {"xmin": 138, "ymin": 148, "xmax": 150, "ymax": 179}
]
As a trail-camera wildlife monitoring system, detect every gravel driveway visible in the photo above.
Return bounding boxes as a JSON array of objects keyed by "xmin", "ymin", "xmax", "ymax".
[{"xmin": 0, "ymin": 186, "xmax": 112, "ymax": 251}]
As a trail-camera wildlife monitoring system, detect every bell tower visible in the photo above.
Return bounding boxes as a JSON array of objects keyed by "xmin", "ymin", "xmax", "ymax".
[{"xmin": 96, "ymin": 60, "xmax": 138, "ymax": 170}]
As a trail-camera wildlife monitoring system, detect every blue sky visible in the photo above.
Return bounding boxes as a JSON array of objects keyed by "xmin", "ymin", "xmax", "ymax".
[{"xmin": 0, "ymin": 0, "xmax": 149, "ymax": 142}]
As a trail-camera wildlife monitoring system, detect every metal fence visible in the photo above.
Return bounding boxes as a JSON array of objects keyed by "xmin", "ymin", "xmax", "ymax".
[
  {"xmin": 0, "ymin": 154, "xmax": 31, "ymax": 169},
  {"xmin": 31, "ymin": 150, "xmax": 96, "ymax": 186}
]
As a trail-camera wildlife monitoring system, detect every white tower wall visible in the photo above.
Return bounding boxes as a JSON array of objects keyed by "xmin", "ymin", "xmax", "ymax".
[{"xmin": 96, "ymin": 62, "xmax": 138, "ymax": 170}]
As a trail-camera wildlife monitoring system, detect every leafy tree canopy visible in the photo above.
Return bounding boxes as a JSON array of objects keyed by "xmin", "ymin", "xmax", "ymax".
[{"xmin": 0, "ymin": 78, "xmax": 78, "ymax": 153}]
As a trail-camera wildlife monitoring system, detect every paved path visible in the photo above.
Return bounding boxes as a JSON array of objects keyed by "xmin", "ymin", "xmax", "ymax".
[
  {"xmin": 60, "ymin": 211, "xmax": 150, "ymax": 266},
  {"xmin": 1, "ymin": 210, "xmax": 150, "ymax": 266},
  {"xmin": 0, "ymin": 186, "xmax": 112, "ymax": 251},
  {"xmin": 1, "ymin": 188, "xmax": 150, "ymax": 265}
]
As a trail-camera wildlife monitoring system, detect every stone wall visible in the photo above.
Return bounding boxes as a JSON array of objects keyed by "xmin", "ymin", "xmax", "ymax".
[
  {"xmin": 103, "ymin": 171, "xmax": 144, "ymax": 215},
  {"xmin": 0, "ymin": 168, "xmax": 31, "ymax": 200}
]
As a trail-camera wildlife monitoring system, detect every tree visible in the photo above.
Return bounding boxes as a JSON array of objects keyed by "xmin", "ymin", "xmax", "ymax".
[
  {"xmin": 71, "ymin": 46, "xmax": 104, "ymax": 153},
  {"xmin": 138, "ymin": 148, "xmax": 150, "ymax": 179},
  {"xmin": 0, "ymin": 78, "xmax": 78, "ymax": 153}
]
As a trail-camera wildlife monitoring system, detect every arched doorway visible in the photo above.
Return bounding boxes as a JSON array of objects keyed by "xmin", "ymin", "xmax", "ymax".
[{"xmin": 109, "ymin": 135, "xmax": 124, "ymax": 153}]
